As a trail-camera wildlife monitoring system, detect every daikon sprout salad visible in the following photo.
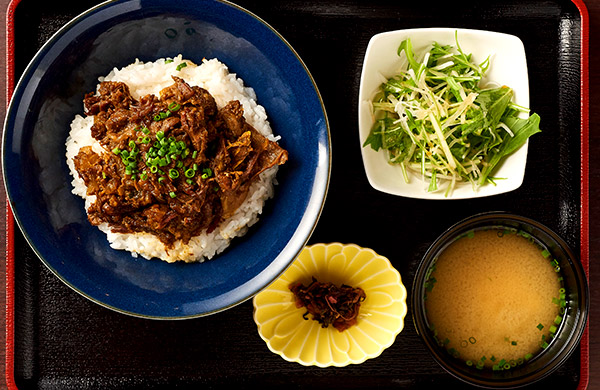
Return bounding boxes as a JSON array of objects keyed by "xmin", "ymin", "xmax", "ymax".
[{"xmin": 358, "ymin": 28, "xmax": 541, "ymax": 199}]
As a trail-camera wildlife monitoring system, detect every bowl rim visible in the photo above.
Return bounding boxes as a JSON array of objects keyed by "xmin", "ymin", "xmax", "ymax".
[
  {"xmin": 410, "ymin": 211, "xmax": 589, "ymax": 388},
  {"xmin": 2, "ymin": 0, "xmax": 332, "ymax": 319}
]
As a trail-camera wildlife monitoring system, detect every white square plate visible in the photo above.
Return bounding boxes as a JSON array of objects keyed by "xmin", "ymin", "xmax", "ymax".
[{"xmin": 358, "ymin": 28, "xmax": 530, "ymax": 199}]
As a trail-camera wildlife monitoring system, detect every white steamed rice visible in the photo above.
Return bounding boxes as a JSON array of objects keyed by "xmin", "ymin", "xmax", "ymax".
[{"xmin": 65, "ymin": 55, "xmax": 280, "ymax": 263}]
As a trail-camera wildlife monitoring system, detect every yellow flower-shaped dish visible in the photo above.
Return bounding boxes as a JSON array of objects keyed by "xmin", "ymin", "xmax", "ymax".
[{"xmin": 253, "ymin": 243, "xmax": 407, "ymax": 367}]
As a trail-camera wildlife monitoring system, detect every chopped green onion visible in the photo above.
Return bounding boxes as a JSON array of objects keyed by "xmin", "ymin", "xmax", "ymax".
[
  {"xmin": 108, "ymin": 124, "xmax": 195, "ymax": 184},
  {"xmin": 168, "ymin": 169, "xmax": 179, "ymax": 179},
  {"xmin": 169, "ymin": 191, "xmax": 177, "ymax": 198},
  {"xmin": 176, "ymin": 62, "xmax": 187, "ymax": 71}
]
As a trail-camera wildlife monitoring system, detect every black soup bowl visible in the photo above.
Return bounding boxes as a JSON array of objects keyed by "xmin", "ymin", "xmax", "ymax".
[{"xmin": 411, "ymin": 212, "xmax": 588, "ymax": 388}]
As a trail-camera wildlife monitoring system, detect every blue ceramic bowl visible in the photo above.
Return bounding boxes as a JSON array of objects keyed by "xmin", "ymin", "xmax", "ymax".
[{"xmin": 2, "ymin": 0, "xmax": 330, "ymax": 318}]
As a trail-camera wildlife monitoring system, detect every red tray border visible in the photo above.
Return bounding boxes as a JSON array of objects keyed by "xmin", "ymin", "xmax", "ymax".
[{"xmin": 3, "ymin": 0, "xmax": 590, "ymax": 388}]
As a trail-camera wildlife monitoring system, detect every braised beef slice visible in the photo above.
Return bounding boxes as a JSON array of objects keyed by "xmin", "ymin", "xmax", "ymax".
[{"xmin": 73, "ymin": 77, "xmax": 288, "ymax": 248}]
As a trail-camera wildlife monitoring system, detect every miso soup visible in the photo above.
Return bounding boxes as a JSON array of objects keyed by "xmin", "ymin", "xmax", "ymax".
[{"xmin": 424, "ymin": 228, "xmax": 564, "ymax": 370}]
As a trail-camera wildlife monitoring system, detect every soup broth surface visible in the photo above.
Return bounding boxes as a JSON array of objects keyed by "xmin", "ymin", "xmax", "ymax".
[{"xmin": 425, "ymin": 229, "xmax": 562, "ymax": 368}]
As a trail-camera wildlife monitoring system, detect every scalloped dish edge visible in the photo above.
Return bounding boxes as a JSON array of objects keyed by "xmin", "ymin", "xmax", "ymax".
[{"xmin": 253, "ymin": 242, "xmax": 408, "ymax": 367}]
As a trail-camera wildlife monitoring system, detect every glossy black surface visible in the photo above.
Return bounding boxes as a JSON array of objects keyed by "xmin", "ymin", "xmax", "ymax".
[{"xmin": 10, "ymin": 0, "xmax": 585, "ymax": 388}]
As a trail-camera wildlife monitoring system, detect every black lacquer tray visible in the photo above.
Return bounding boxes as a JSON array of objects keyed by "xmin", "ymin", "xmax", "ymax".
[{"xmin": 5, "ymin": 0, "xmax": 589, "ymax": 389}]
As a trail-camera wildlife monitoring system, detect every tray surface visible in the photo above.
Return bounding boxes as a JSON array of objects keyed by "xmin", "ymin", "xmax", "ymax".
[{"xmin": 6, "ymin": 0, "xmax": 587, "ymax": 388}]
